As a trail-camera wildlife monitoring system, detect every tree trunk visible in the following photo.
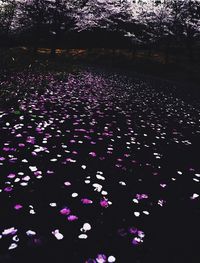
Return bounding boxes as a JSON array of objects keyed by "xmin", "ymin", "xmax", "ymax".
[
  {"xmin": 130, "ymin": 44, "xmax": 136, "ymax": 59},
  {"xmin": 32, "ymin": 45, "xmax": 38, "ymax": 56},
  {"xmin": 87, "ymin": 47, "xmax": 92, "ymax": 55},
  {"xmin": 112, "ymin": 48, "xmax": 116, "ymax": 56},
  {"xmin": 51, "ymin": 46, "xmax": 56, "ymax": 57},
  {"xmin": 148, "ymin": 45, "xmax": 152, "ymax": 57},
  {"xmin": 51, "ymin": 29, "xmax": 61, "ymax": 57},
  {"xmin": 32, "ymin": 23, "xmax": 41, "ymax": 56},
  {"xmin": 164, "ymin": 41, "xmax": 170, "ymax": 64},
  {"xmin": 186, "ymin": 40, "xmax": 194, "ymax": 63}
]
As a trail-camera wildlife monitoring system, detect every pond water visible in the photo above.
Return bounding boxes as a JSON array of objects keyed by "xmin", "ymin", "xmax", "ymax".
[{"xmin": 0, "ymin": 69, "xmax": 199, "ymax": 262}]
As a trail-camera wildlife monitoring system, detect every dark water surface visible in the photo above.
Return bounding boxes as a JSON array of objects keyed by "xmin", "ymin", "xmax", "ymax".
[{"xmin": 0, "ymin": 69, "xmax": 199, "ymax": 263}]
